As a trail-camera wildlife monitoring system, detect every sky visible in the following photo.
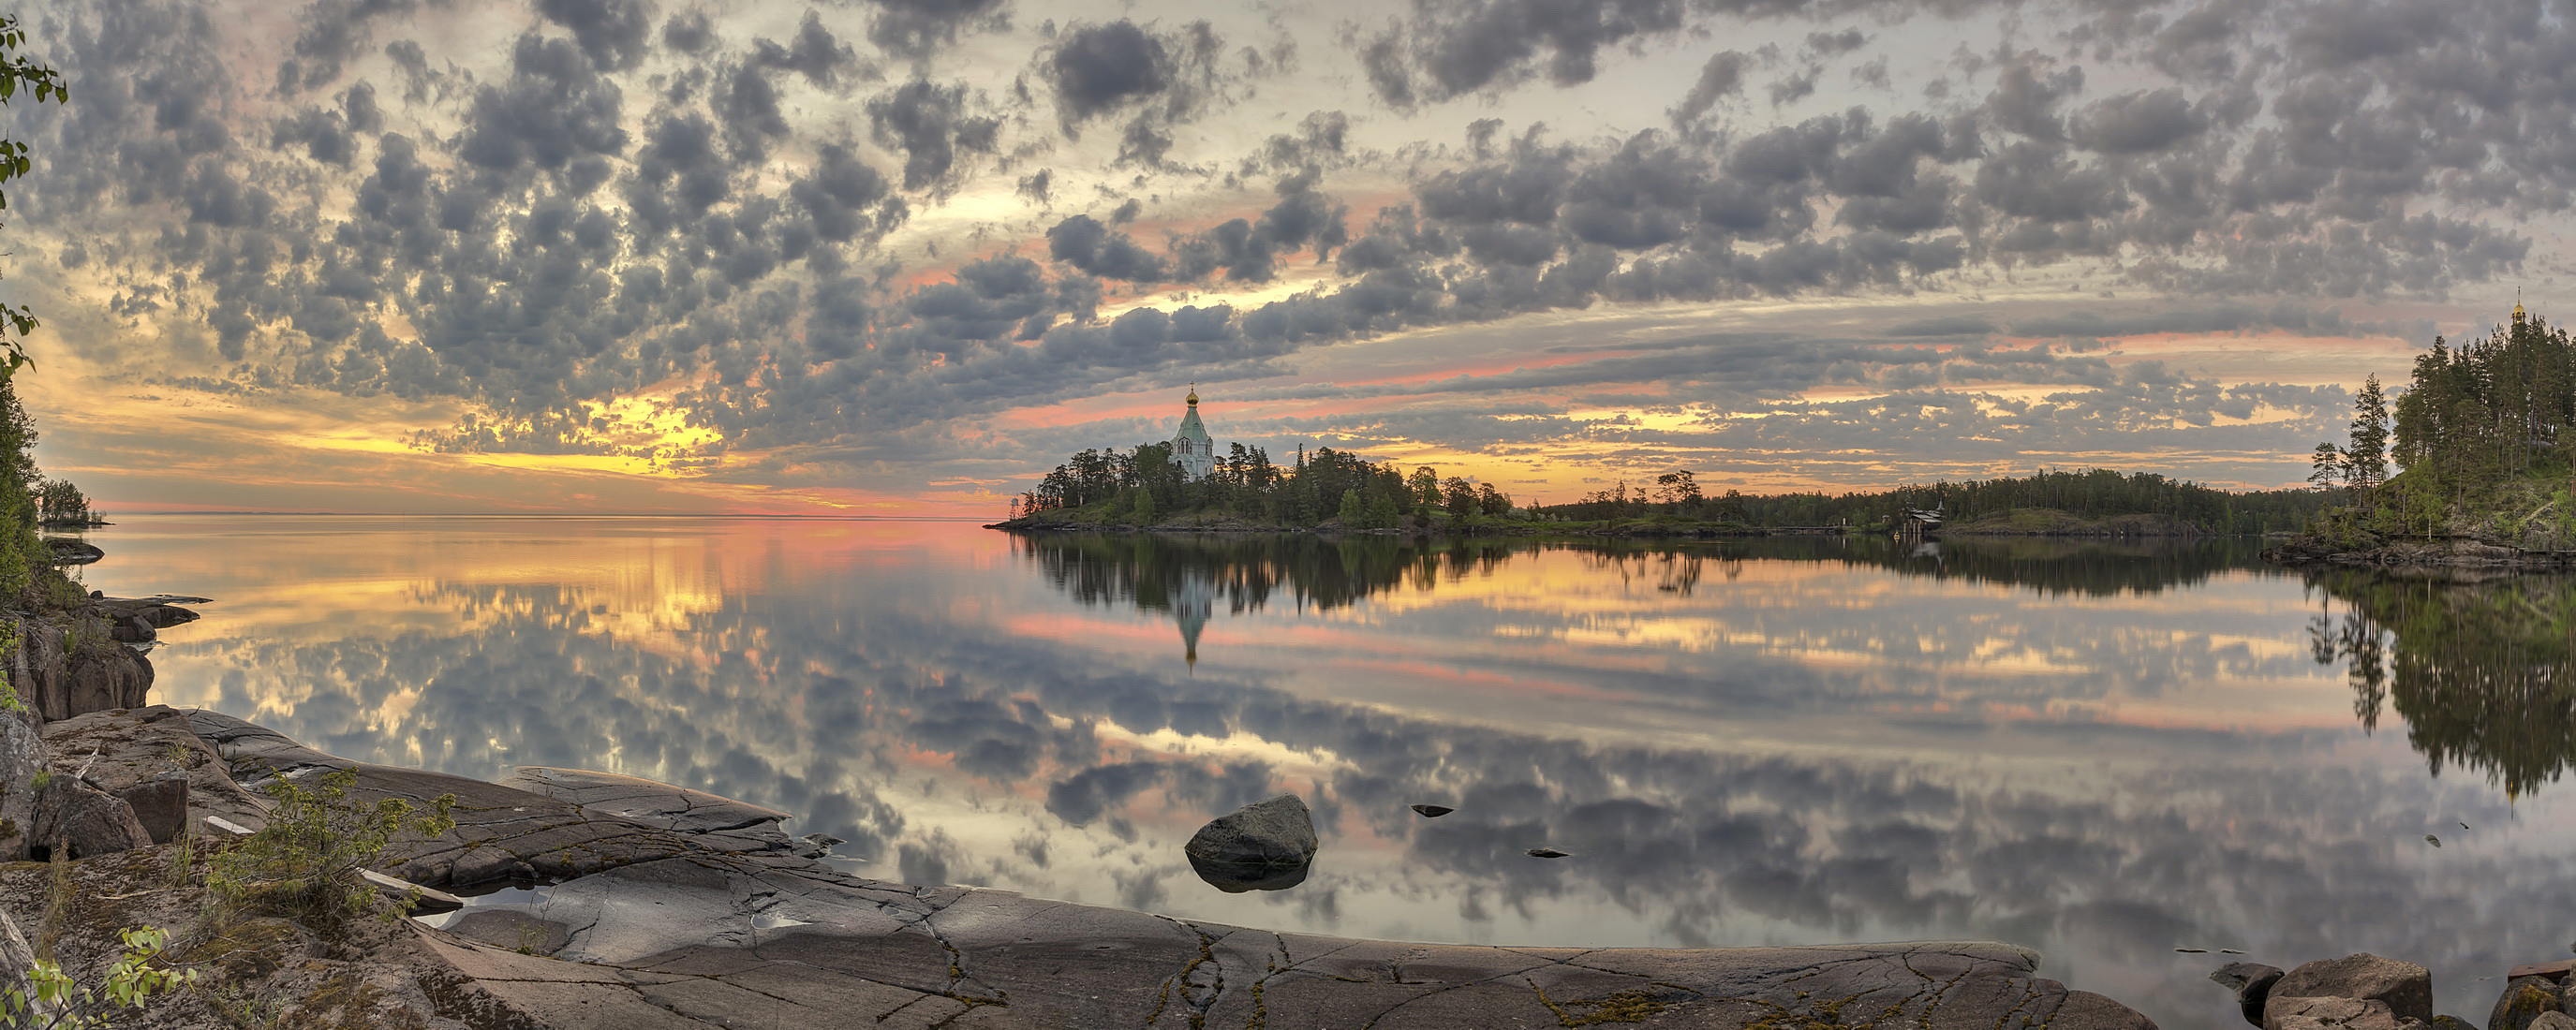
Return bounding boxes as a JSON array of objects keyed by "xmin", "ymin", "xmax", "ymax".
[{"xmin": 0, "ymin": 0, "xmax": 2566, "ymax": 514}]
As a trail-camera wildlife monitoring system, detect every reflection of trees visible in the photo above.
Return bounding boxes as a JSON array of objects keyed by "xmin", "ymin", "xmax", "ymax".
[
  {"xmin": 1020, "ymin": 532, "xmax": 2257, "ymax": 617},
  {"xmin": 1873, "ymin": 537, "xmax": 2259, "ymax": 596},
  {"xmin": 1569, "ymin": 536, "xmax": 2257, "ymax": 597},
  {"xmin": 2307, "ymin": 568, "xmax": 2576, "ymax": 797},
  {"xmin": 1014, "ymin": 533, "xmax": 1517, "ymax": 616}
]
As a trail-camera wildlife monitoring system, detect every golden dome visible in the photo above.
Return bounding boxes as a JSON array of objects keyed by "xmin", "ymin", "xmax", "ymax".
[{"xmin": 1186, "ymin": 386, "xmax": 1198, "ymax": 406}]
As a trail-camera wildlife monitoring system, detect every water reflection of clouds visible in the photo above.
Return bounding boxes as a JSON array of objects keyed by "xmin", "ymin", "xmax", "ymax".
[{"xmin": 76, "ymin": 520, "xmax": 2576, "ymax": 1028}]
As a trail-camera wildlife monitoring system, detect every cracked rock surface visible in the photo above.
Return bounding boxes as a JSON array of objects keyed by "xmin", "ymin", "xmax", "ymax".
[{"xmin": 181, "ymin": 711, "xmax": 2158, "ymax": 1029}]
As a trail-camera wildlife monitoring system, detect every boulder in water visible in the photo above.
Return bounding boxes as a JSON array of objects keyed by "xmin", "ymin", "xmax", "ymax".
[{"xmin": 1183, "ymin": 794, "xmax": 1316, "ymax": 867}]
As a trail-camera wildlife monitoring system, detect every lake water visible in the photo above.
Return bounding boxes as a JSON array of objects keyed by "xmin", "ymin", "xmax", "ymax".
[{"xmin": 68, "ymin": 515, "xmax": 2576, "ymax": 1028}]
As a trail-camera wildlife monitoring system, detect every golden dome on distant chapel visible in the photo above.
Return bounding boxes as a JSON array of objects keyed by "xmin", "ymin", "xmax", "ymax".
[{"xmin": 1187, "ymin": 384, "xmax": 1199, "ymax": 406}]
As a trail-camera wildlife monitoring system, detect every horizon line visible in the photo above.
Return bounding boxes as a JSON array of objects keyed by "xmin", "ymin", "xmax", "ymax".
[{"xmin": 83, "ymin": 511, "xmax": 999, "ymax": 520}]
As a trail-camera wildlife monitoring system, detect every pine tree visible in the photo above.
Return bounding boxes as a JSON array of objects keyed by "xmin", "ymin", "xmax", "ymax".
[
  {"xmin": 2347, "ymin": 375, "xmax": 2390, "ymax": 492},
  {"xmin": 2310, "ymin": 442, "xmax": 2346, "ymax": 493}
]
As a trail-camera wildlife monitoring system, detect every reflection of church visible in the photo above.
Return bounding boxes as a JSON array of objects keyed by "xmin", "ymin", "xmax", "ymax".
[
  {"xmin": 1170, "ymin": 386, "xmax": 1215, "ymax": 481},
  {"xmin": 1174, "ymin": 567, "xmax": 1213, "ymax": 669}
]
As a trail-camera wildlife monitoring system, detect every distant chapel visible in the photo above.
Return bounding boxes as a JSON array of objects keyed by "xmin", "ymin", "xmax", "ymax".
[{"xmin": 1169, "ymin": 386, "xmax": 1215, "ymax": 481}]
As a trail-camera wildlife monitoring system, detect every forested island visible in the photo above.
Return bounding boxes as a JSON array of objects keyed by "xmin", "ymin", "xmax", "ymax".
[
  {"xmin": 997, "ymin": 438, "xmax": 2331, "ymax": 537},
  {"xmin": 2270, "ymin": 302, "xmax": 2576, "ymax": 566}
]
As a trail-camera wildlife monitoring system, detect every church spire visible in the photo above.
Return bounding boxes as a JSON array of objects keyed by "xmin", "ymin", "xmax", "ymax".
[
  {"xmin": 1186, "ymin": 381, "xmax": 1198, "ymax": 406},
  {"xmin": 2514, "ymin": 288, "xmax": 2527, "ymax": 328}
]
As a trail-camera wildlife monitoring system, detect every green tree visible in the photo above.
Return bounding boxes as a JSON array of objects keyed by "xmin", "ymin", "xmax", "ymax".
[
  {"xmin": 0, "ymin": 379, "xmax": 38, "ymax": 597},
  {"xmin": 32, "ymin": 478, "xmax": 81, "ymax": 527},
  {"xmin": 2346, "ymin": 375, "xmax": 2390, "ymax": 492},
  {"xmin": 1442, "ymin": 477, "xmax": 1476, "ymax": 517},
  {"xmin": 1654, "ymin": 470, "xmax": 1703, "ymax": 507},
  {"xmin": 1408, "ymin": 466, "xmax": 1439, "ymax": 508},
  {"xmin": 2309, "ymin": 442, "xmax": 2345, "ymax": 493},
  {"xmin": 0, "ymin": 15, "xmax": 67, "ymax": 377},
  {"xmin": 1335, "ymin": 488, "xmax": 1364, "ymax": 526},
  {"xmin": 1364, "ymin": 493, "xmax": 1398, "ymax": 528}
]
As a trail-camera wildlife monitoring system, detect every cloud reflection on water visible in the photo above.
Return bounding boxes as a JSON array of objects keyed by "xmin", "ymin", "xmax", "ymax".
[{"xmin": 74, "ymin": 517, "xmax": 2576, "ymax": 1029}]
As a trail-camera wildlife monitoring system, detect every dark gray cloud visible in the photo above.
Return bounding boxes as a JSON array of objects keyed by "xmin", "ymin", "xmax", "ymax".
[
  {"xmin": 457, "ymin": 33, "xmax": 631, "ymax": 173},
  {"xmin": 537, "ymin": 0, "xmax": 655, "ymax": 72},
  {"xmin": 1671, "ymin": 51, "xmax": 1750, "ymax": 125},
  {"xmin": 275, "ymin": 0, "xmax": 417, "ymax": 95},
  {"xmin": 861, "ymin": 0, "xmax": 1009, "ymax": 59},
  {"xmin": 1046, "ymin": 213, "xmax": 1163, "ymax": 281},
  {"xmin": 753, "ymin": 10, "xmax": 866, "ymax": 88},
  {"xmin": 1038, "ymin": 19, "xmax": 1230, "ymax": 164},
  {"xmin": 659, "ymin": 10, "xmax": 714, "ymax": 54},
  {"xmin": 1360, "ymin": 0, "xmax": 1694, "ymax": 105},
  {"xmin": 866, "ymin": 79, "xmax": 1000, "ymax": 192}
]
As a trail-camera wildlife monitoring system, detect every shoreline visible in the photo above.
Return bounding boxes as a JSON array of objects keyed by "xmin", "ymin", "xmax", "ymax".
[
  {"xmin": 2261, "ymin": 535, "xmax": 2576, "ymax": 570},
  {"xmin": 985, "ymin": 519, "xmax": 2252, "ymax": 541},
  {"xmin": 10, "ymin": 702, "xmax": 2166, "ymax": 1028}
]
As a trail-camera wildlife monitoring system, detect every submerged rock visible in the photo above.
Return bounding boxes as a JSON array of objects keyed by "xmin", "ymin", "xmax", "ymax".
[
  {"xmin": 1409, "ymin": 803, "xmax": 1454, "ymax": 817},
  {"xmin": 1183, "ymin": 793, "xmax": 1318, "ymax": 867},
  {"xmin": 1526, "ymin": 846, "xmax": 1572, "ymax": 858}
]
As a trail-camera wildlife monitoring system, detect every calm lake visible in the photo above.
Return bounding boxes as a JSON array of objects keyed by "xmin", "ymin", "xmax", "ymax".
[{"xmin": 68, "ymin": 515, "xmax": 2576, "ymax": 1027}]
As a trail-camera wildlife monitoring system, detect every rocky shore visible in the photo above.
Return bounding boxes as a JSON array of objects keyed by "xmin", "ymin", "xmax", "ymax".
[
  {"xmin": 2260, "ymin": 535, "xmax": 2576, "ymax": 569},
  {"xmin": 6, "ymin": 699, "xmax": 2169, "ymax": 1028}
]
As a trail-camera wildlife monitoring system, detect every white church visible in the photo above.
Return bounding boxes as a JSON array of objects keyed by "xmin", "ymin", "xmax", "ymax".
[{"xmin": 1169, "ymin": 385, "xmax": 1216, "ymax": 480}]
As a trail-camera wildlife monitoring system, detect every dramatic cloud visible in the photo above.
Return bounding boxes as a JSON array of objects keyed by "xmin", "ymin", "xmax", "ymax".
[{"xmin": 2, "ymin": 0, "xmax": 2564, "ymax": 511}]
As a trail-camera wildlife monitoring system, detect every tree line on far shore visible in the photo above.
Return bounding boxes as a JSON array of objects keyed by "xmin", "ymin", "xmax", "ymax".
[
  {"xmin": 1530, "ymin": 467, "xmax": 2328, "ymax": 534},
  {"xmin": 1014, "ymin": 443, "xmax": 1513, "ymax": 530}
]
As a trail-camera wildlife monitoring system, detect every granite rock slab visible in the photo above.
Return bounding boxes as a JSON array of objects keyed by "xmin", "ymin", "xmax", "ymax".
[
  {"xmin": 180, "ymin": 711, "xmax": 2158, "ymax": 1029},
  {"xmin": 45, "ymin": 706, "xmax": 268, "ymax": 837}
]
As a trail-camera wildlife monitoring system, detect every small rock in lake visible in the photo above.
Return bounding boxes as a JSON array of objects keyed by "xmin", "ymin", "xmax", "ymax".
[
  {"xmin": 1526, "ymin": 847, "xmax": 1571, "ymax": 859},
  {"xmin": 1409, "ymin": 804, "xmax": 1455, "ymax": 817},
  {"xmin": 2220, "ymin": 949, "xmax": 2244, "ymax": 954},
  {"xmin": 2462, "ymin": 821, "xmax": 2471, "ymax": 829},
  {"xmin": 1185, "ymin": 794, "xmax": 1319, "ymax": 867},
  {"xmin": 2176, "ymin": 948, "xmax": 2208, "ymax": 953},
  {"xmin": 2424, "ymin": 834, "xmax": 2440, "ymax": 846}
]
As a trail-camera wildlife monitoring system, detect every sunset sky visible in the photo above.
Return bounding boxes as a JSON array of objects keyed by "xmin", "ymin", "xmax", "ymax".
[{"xmin": 0, "ymin": 0, "xmax": 2562, "ymax": 513}]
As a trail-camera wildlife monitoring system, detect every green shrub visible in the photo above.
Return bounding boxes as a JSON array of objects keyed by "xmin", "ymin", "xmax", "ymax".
[
  {"xmin": 206, "ymin": 770, "xmax": 455, "ymax": 928},
  {"xmin": 0, "ymin": 926, "xmax": 196, "ymax": 1029}
]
